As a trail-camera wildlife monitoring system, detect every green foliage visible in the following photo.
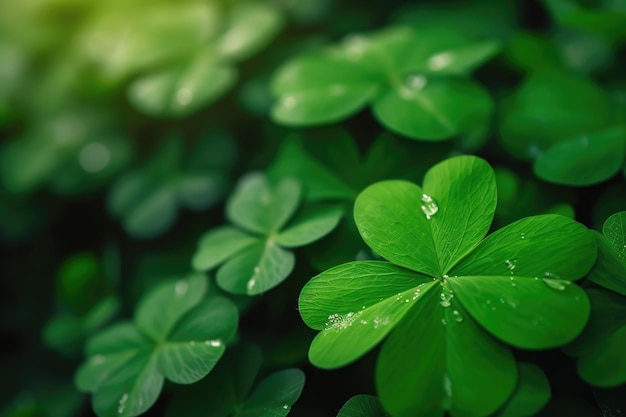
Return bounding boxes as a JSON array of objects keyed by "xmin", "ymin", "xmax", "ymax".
[
  {"xmin": 167, "ymin": 344, "xmax": 305, "ymax": 417},
  {"xmin": 568, "ymin": 211, "xmax": 626, "ymax": 387},
  {"xmin": 2, "ymin": 1, "xmax": 626, "ymax": 417},
  {"xmin": 192, "ymin": 172, "xmax": 343, "ymax": 294},
  {"xmin": 75, "ymin": 274, "xmax": 238, "ymax": 417},
  {"xmin": 299, "ymin": 155, "xmax": 595, "ymax": 417},
  {"xmin": 337, "ymin": 395, "xmax": 389, "ymax": 417},
  {"xmin": 270, "ymin": 26, "xmax": 498, "ymax": 140}
]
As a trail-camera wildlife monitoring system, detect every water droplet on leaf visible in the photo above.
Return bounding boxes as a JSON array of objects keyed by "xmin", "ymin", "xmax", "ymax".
[
  {"xmin": 118, "ymin": 393, "xmax": 129, "ymax": 414},
  {"xmin": 420, "ymin": 194, "xmax": 439, "ymax": 220},
  {"xmin": 542, "ymin": 278, "xmax": 570, "ymax": 291},
  {"xmin": 405, "ymin": 74, "xmax": 427, "ymax": 91},
  {"xmin": 429, "ymin": 52, "xmax": 454, "ymax": 71},
  {"xmin": 175, "ymin": 280, "xmax": 188, "ymax": 296}
]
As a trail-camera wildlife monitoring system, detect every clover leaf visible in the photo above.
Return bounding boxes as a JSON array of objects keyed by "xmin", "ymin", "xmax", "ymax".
[
  {"xmin": 270, "ymin": 26, "xmax": 499, "ymax": 140},
  {"xmin": 568, "ymin": 211, "xmax": 626, "ymax": 387},
  {"xmin": 336, "ymin": 395, "xmax": 389, "ymax": 417},
  {"xmin": 299, "ymin": 155, "xmax": 596, "ymax": 417},
  {"xmin": 108, "ymin": 133, "xmax": 234, "ymax": 239},
  {"xmin": 498, "ymin": 70, "xmax": 626, "ymax": 185},
  {"xmin": 492, "ymin": 363, "xmax": 551, "ymax": 417},
  {"xmin": 75, "ymin": 274, "xmax": 238, "ymax": 417},
  {"xmin": 192, "ymin": 172, "xmax": 343, "ymax": 295},
  {"xmin": 127, "ymin": 2, "xmax": 283, "ymax": 118},
  {"xmin": 166, "ymin": 344, "xmax": 305, "ymax": 417}
]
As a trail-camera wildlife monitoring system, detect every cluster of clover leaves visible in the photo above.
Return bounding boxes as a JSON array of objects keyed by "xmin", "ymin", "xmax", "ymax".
[{"xmin": 298, "ymin": 155, "xmax": 597, "ymax": 417}]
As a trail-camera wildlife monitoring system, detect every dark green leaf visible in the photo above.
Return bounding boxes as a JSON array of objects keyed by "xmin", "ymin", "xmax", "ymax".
[
  {"xmin": 534, "ymin": 127, "xmax": 626, "ymax": 186},
  {"xmin": 494, "ymin": 363, "xmax": 551, "ymax": 417},
  {"xmin": 337, "ymin": 395, "xmax": 389, "ymax": 417}
]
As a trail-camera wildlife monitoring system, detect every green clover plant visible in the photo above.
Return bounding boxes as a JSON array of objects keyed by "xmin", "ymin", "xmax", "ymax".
[
  {"xmin": 126, "ymin": 1, "xmax": 284, "ymax": 118},
  {"xmin": 270, "ymin": 26, "xmax": 499, "ymax": 140},
  {"xmin": 108, "ymin": 133, "xmax": 234, "ymax": 239},
  {"xmin": 192, "ymin": 172, "xmax": 343, "ymax": 295},
  {"xmin": 299, "ymin": 155, "xmax": 596, "ymax": 417},
  {"xmin": 75, "ymin": 274, "xmax": 238, "ymax": 417},
  {"xmin": 568, "ymin": 211, "xmax": 626, "ymax": 387},
  {"xmin": 167, "ymin": 344, "xmax": 305, "ymax": 417}
]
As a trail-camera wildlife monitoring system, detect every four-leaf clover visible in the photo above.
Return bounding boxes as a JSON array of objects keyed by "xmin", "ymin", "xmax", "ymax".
[
  {"xmin": 75, "ymin": 274, "xmax": 238, "ymax": 417},
  {"xmin": 192, "ymin": 172, "xmax": 343, "ymax": 295},
  {"xmin": 299, "ymin": 155, "xmax": 596, "ymax": 417}
]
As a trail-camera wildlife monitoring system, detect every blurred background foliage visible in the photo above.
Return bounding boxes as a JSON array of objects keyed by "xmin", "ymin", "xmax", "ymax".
[{"xmin": 0, "ymin": 0, "xmax": 625, "ymax": 416}]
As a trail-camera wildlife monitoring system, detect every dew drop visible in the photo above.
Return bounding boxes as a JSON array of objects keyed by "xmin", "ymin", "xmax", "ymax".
[
  {"xmin": 405, "ymin": 74, "xmax": 427, "ymax": 91},
  {"xmin": 91, "ymin": 354, "xmax": 105, "ymax": 365},
  {"xmin": 282, "ymin": 405, "xmax": 290, "ymax": 410},
  {"xmin": 542, "ymin": 278, "xmax": 570, "ymax": 291},
  {"xmin": 176, "ymin": 87, "xmax": 193, "ymax": 106},
  {"xmin": 442, "ymin": 373, "xmax": 452, "ymax": 409},
  {"xmin": 360, "ymin": 319, "xmax": 368, "ymax": 325},
  {"xmin": 118, "ymin": 393, "xmax": 129, "ymax": 414},
  {"xmin": 205, "ymin": 339, "xmax": 222, "ymax": 347},
  {"xmin": 499, "ymin": 298, "xmax": 505, "ymax": 304},
  {"xmin": 504, "ymin": 259, "xmax": 517, "ymax": 274},
  {"xmin": 429, "ymin": 52, "xmax": 454, "ymax": 71},
  {"xmin": 543, "ymin": 271, "xmax": 561, "ymax": 279},
  {"xmin": 441, "ymin": 318, "xmax": 447, "ymax": 326},
  {"xmin": 325, "ymin": 312, "xmax": 358, "ymax": 330},
  {"xmin": 343, "ymin": 34, "xmax": 367, "ymax": 59},
  {"xmin": 440, "ymin": 299, "xmax": 451, "ymax": 308},
  {"xmin": 79, "ymin": 142, "xmax": 110, "ymax": 173},
  {"xmin": 281, "ymin": 95, "xmax": 297, "ymax": 109},
  {"xmin": 520, "ymin": 233, "xmax": 526, "ymax": 239},
  {"xmin": 373, "ymin": 316, "xmax": 390, "ymax": 329},
  {"xmin": 486, "ymin": 299, "xmax": 491, "ymax": 305},
  {"xmin": 175, "ymin": 280, "xmax": 188, "ymax": 296},
  {"xmin": 452, "ymin": 310, "xmax": 463, "ymax": 323},
  {"xmin": 420, "ymin": 194, "xmax": 439, "ymax": 220}
]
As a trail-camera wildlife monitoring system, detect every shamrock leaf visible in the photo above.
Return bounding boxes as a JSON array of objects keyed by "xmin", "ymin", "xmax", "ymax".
[
  {"xmin": 492, "ymin": 363, "xmax": 551, "ymax": 417},
  {"xmin": 127, "ymin": 2, "xmax": 283, "ymax": 118},
  {"xmin": 498, "ymin": 70, "xmax": 623, "ymax": 186},
  {"xmin": 568, "ymin": 211, "xmax": 626, "ymax": 387},
  {"xmin": 75, "ymin": 274, "xmax": 238, "ymax": 417},
  {"xmin": 108, "ymin": 133, "xmax": 235, "ymax": 239},
  {"xmin": 166, "ymin": 344, "xmax": 305, "ymax": 417},
  {"xmin": 192, "ymin": 172, "xmax": 343, "ymax": 295},
  {"xmin": 299, "ymin": 155, "xmax": 595, "ymax": 417},
  {"xmin": 270, "ymin": 26, "xmax": 499, "ymax": 140},
  {"xmin": 336, "ymin": 395, "xmax": 390, "ymax": 417}
]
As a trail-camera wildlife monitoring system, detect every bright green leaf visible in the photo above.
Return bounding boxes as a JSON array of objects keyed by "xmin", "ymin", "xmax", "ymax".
[
  {"xmin": 450, "ymin": 275, "xmax": 590, "ymax": 349},
  {"xmin": 216, "ymin": 240, "xmax": 295, "ymax": 295},
  {"xmin": 300, "ymin": 261, "xmax": 435, "ymax": 368},
  {"xmin": 192, "ymin": 226, "xmax": 260, "ymax": 272},
  {"xmin": 276, "ymin": 204, "xmax": 344, "ymax": 247},
  {"xmin": 377, "ymin": 288, "xmax": 516, "ymax": 417}
]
